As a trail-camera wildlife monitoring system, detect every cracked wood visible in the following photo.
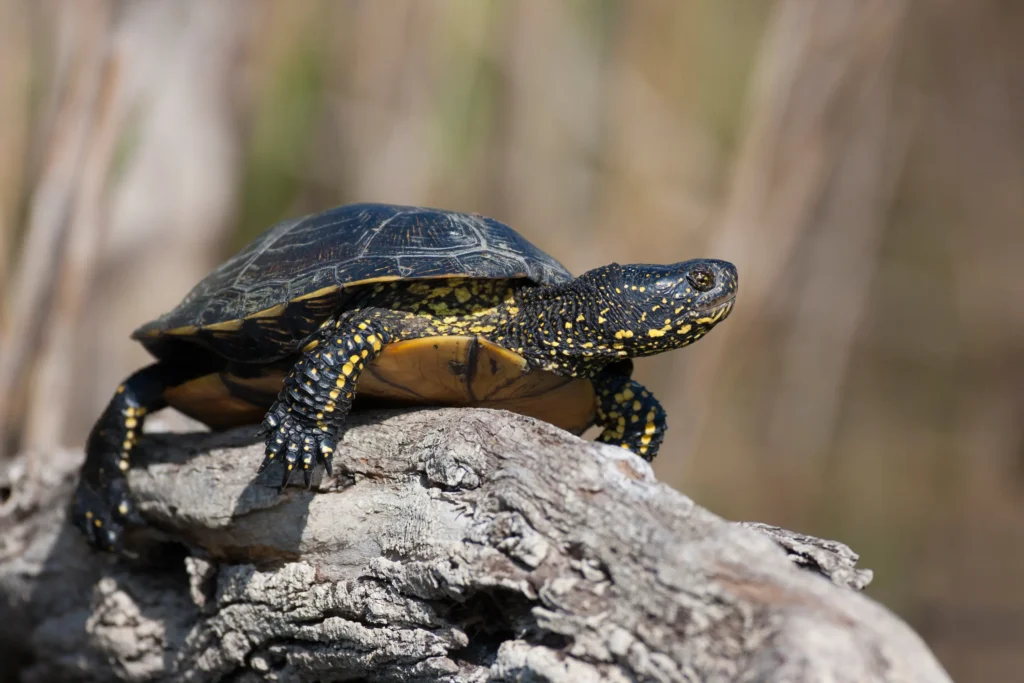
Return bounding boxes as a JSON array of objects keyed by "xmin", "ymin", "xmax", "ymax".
[{"xmin": 0, "ymin": 408, "xmax": 950, "ymax": 682}]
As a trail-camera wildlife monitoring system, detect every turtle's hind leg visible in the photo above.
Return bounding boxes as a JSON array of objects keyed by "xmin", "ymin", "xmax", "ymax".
[
  {"xmin": 74, "ymin": 362, "xmax": 206, "ymax": 551},
  {"xmin": 258, "ymin": 313, "xmax": 392, "ymax": 490}
]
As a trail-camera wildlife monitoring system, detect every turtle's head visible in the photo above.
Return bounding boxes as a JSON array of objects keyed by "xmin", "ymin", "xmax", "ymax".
[
  {"xmin": 501, "ymin": 258, "xmax": 737, "ymax": 373},
  {"xmin": 591, "ymin": 259, "xmax": 738, "ymax": 355}
]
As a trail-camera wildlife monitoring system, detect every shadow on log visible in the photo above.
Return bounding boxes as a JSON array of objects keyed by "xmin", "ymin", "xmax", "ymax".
[{"xmin": 0, "ymin": 408, "xmax": 950, "ymax": 682}]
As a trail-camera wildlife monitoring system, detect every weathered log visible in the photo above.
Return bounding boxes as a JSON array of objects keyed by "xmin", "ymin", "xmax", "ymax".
[{"xmin": 0, "ymin": 408, "xmax": 950, "ymax": 682}]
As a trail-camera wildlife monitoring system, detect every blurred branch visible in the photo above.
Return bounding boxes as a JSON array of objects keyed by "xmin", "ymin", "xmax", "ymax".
[
  {"xmin": 767, "ymin": 3, "xmax": 913, "ymax": 463},
  {"xmin": 23, "ymin": 30, "xmax": 124, "ymax": 452},
  {"xmin": 0, "ymin": 0, "xmax": 114, "ymax": 458},
  {"xmin": 679, "ymin": 0, "xmax": 911, "ymax": 466},
  {"xmin": 0, "ymin": 0, "xmax": 32, "ymax": 310}
]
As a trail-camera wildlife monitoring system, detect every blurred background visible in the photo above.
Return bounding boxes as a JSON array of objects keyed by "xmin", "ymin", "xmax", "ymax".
[{"xmin": 1, "ymin": 1, "xmax": 1021, "ymax": 680}]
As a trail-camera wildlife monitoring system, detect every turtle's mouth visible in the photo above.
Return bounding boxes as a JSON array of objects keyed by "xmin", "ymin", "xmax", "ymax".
[{"xmin": 690, "ymin": 295, "xmax": 735, "ymax": 323}]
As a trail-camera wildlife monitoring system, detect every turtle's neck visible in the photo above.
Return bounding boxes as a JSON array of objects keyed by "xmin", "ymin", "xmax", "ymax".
[{"xmin": 493, "ymin": 266, "xmax": 639, "ymax": 377}]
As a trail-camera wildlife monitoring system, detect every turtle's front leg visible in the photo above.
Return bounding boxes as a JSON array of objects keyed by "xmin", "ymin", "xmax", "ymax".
[
  {"xmin": 592, "ymin": 371, "xmax": 667, "ymax": 461},
  {"xmin": 258, "ymin": 314, "xmax": 392, "ymax": 489}
]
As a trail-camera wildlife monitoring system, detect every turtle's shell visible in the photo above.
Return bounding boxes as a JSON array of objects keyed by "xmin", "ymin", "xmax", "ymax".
[
  {"xmin": 135, "ymin": 203, "xmax": 571, "ymax": 341},
  {"xmin": 134, "ymin": 203, "xmax": 596, "ymax": 436}
]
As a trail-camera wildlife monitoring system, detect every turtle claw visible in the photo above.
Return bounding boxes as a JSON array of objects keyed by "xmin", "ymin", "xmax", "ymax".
[
  {"xmin": 72, "ymin": 475, "xmax": 137, "ymax": 553},
  {"xmin": 260, "ymin": 411, "xmax": 334, "ymax": 492},
  {"xmin": 255, "ymin": 403, "xmax": 286, "ymax": 442},
  {"xmin": 320, "ymin": 437, "xmax": 336, "ymax": 477},
  {"xmin": 279, "ymin": 443, "xmax": 299, "ymax": 492},
  {"xmin": 257, "ymin": 433, "xmax": 283, "ymax": 473}
]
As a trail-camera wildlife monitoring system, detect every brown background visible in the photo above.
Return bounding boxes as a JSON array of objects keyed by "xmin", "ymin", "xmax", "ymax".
[{"xmin": 1, "ymin": 2, "xmax": 1022, "ymax": 680}]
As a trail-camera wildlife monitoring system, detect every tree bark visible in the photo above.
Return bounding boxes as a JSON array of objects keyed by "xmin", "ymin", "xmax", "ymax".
[{"xmin": 0, "ymin": 408, "xmax": 950, "ymax": 682}]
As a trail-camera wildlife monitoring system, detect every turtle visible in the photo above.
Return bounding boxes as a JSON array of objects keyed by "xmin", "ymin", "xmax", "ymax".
[{"xmin": 73, "ymin": 202, "xmax": 737, "ymax": 550}]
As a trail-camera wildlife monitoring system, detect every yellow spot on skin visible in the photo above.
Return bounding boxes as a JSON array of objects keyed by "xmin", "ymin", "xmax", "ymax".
[
  {"xmin": 329, "ymin": 389, "xmax": 340, "ymax": 399},
  {"xmin": 125, "ymin": 417, "xmax": 138, "ymax": 429},
  {"xmin": 633, "ymin": 401, "xmax": 642, "ymax": 411},
  {"xmin": 354, "ymin": 335, "xmax": 364, "ymax": 344},
  {"xmin": 342, "ymin": 363, "xmax": 354, "ymax": 376},
  {"xmin": 677, "ymin": 324, "xmax": 692, "ymax": 334},
  {"xmin": 644, "ymin": 423, "xmax": 658, "ymax": 436},
  {"xmin": 94, "ymin": 519, "xmax": 103, "ymax": 527},
  {"xmin": 122, "ymin": 440, "xmax": 133, "ymax": 451},
  {"xmin": 614, "ymin": 329, "xmax": 634, "ymax": 339},
  {"xmin": 350, "ymin": 355, "xmax": 361, "ymax": 364},
  {"xmin": 622, "ymin": 388, "xmax": 635, "ymax": 401},
  {"xmin": 117, "ymin": 385, "xmax": 125, "ymax": 394},
  {"xmin": 358, "ymin": 323, "xmax": 368, "ymax": 330},
  {"xmin": 564, "ymin": 322, "xmax": 572, "ymax": 329},
  {"xmin": 118, "ymin": 460, "xmax": 130, "ymax": 472},
  {"xmin": 118, "ymin": 502, "xmax": 129, "ymax": 515},
  {"xmin": 647, "ymin": 328, "xmax": 666, "ymax": 337},
  {"xmin": 641, "ymin": 435, "xmax": 652, "ymax": 445},
  {"xmin": 336, "ymin": 377, "xmax": 346, "ymax": 387},
  {"xmin": 576, "ymin": 313, "xmax": 586, "ymax": 322}
]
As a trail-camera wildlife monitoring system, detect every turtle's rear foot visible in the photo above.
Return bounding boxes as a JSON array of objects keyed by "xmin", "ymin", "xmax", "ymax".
[
  {"xmin": 73, "ymin": 399, "xmax": 150, "ymax": 551},
  {"xmin": 72, "ymin": 362, "xmax": 196, "ymax": 551},
  {"xmin": 72, "ymin": 473, "xmax": 140, "ymax": 551}
]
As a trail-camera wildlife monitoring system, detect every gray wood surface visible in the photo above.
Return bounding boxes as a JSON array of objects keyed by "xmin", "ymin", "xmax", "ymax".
[{"xmin": 0, "ymin": 408, "xmax": 950, "ymax": 682}]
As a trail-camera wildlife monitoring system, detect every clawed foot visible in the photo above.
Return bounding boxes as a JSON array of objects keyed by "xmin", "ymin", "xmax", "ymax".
[
  {"xmin": 72, "ymin": 475, "xmax": 144, "ymax": 552},
  {"xmin": 257, "ymin": 403, "xmax": 336, "ymax": 491}
]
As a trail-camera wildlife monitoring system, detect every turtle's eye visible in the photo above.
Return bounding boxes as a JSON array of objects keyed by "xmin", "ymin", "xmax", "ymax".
[{"xmin": 686, "ymin": 267, "xmax": 715, "ymax": 292}]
